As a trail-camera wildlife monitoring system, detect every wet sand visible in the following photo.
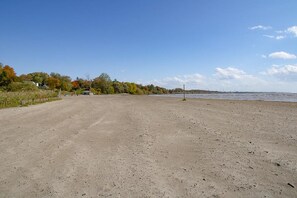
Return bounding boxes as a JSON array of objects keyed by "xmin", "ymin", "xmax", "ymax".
[{"xmin": 0, "ymin": 95, "xmax": 296, "ymax": 197}]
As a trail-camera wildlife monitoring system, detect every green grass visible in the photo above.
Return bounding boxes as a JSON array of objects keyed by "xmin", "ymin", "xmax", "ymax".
[{"xmin": 0, "ymin": 90, "xmax": 60, "ymax": 109}]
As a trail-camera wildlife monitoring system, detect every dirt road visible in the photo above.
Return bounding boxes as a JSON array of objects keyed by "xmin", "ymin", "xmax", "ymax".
[{"xmin": 0, "ymin": 95, "xmax": 296, "ymax": 197}]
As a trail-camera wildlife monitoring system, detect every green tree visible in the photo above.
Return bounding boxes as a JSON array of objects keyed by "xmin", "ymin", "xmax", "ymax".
[
  {"xmin": 19, "ymin": 74, "xmax": 33, "ymax": 82},
  {"xmin": 92, "ymin": 73, "xmax": 113, "ymax": 94},
  {"xmin": 123, "ymin": 83, "xmax": 129, "ymax": 93},
  {"xmin": 60, "ymin": 75, "xmax": 72, "ymax": 91},
  {"xmin": 29, "ymin": 72, "xmax": 49, "ymax": 85},
  {"xmin": 126, "ymin": 82, "xmax": 137, "ymax": 94},
  {"xmin": 46, "ymin": 77, "xmax": 60, "ymax": 89},
  {"xmin": 46, "ymin": 73, "xmax": 72, "ymax": 91},
  {"xmin": 112, "ymin": 80, "xmax": 124, "ymax": 93}
]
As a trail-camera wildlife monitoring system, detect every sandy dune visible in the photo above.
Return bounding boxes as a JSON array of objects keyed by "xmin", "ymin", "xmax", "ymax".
[{"xmin": 0, "ymin": 95, "xmax": 296, "ymax": 197}]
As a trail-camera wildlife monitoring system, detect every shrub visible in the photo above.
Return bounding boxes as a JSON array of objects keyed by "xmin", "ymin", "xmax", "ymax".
[
  {"xmin": 0, "ymin": 90, "xmax": 59, "ymax": 108},
  {"xmin": 7, "ymin": 82, "xmax": 38, "ymax": 92}
]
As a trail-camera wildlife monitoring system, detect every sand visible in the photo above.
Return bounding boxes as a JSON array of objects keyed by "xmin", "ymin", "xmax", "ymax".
[{"xmin": 0, "ymin": 95, "xmax": 296, "ymax": 197}]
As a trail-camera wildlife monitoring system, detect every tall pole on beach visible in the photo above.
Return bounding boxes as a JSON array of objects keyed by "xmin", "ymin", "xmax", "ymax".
[
  {"xmin": 89, "ymin": 79, "xmax": 92, "ymax": 96},
  {"xmin": 86, "ymin": 74, "xmax": 91, "ymax": 96},
  {"xmin": 183, "ymin": 84, "xmax": 186, "ymax": 101}
]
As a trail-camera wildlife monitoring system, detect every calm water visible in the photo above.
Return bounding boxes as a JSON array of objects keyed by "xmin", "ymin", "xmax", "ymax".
[{"xmin": 156, "ymin": 92, "xmax": 297, "ymax": 102}]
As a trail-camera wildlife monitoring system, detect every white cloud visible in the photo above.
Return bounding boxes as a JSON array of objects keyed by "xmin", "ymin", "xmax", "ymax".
[
  {"xmin": 266, "ymin": 65, "xmax": 297, "ymax": 81},
  {"xmin": 287, "ymin": 26, "xmax": 297, "ymax": 37},
  {"xmin": 276, "ymin": 35, "xmax": 285, "ymax": 40},
  {"xmin": 268, "ymin": 51, "xmax": 296, "ymax": 59},
  {"xmin": 255, "ymin": 25, "xmax": 297, "ymax": 40},
  {"xmin": 144, "ymin": 66, "xmax": 297, "ymax": 92},
  {"xmin": 151, "ymin": 73, "xmax": 205, "ymax": 89},
  {"xmin": 214, "ymin": 67, "xmax": 248, "ymax": 80},
  {"xmin": 263, "ymin": 35, "xmax": 274, "ymax": 39},
  {"xmin": 212, "ymin": 67, "xmax": 268, "ymax": 91},
  {"xmin": 264, "ymin": 35, "xmax": 285, "ymax": 40},
  {"xmin": 249, "ymin": 25, "xmax": 271, "ymax": 30},
  {"xmin": 267, "ymin": 65, "xmax": 297, "ymax": 75},
  {"xmin": 276, "ymin": 30, "xmax": 284, "ymax": 34},
  {"xmin": 261, "ymin": 55, "xmax": 267, "ymax": 58}
]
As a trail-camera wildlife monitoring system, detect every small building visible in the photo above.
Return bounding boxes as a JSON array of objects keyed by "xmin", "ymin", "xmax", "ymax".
[{"xmin": 82, "ymin": 91, "xmax": 94, "ymax": 95}]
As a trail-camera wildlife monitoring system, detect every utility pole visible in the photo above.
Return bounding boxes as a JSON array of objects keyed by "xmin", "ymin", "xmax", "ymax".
[
  {"xmin": 183, "ymin": 84, "xmax": 186, "ymax": 101},
  {"xmin": 86, "ymin": 74, "xmax": 91, "ymax": 96},
  {"xmin": 89, "ymin": 79, "xmax": 92, "ymax": 96}
]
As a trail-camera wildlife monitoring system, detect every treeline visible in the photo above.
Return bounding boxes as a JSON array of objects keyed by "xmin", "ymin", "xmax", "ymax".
[{"xmin": 0, "ymin": 63, "xmax": 168, "ymax": 95}]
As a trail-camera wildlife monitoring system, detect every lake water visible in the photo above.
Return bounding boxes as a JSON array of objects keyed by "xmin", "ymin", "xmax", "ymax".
[{"xmin": 155, "ymin": 92, "xmax": 297, "ymax": 102}]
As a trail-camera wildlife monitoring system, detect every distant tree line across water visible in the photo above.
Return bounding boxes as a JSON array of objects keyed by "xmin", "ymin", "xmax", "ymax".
[{"xmin": 0, "ymin": 63, "xmax": 170, "ymax": 95}]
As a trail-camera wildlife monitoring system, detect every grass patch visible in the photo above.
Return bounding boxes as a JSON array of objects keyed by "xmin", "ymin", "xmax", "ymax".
[{"xmin": 0, "ymin": 90, "xmax": 60, "ymax": 109}]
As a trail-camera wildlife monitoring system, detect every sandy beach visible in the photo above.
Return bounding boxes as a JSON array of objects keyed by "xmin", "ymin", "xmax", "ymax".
[{"xmin": 0, "ymin": 95, "xmax": 296, "ymax": 197}]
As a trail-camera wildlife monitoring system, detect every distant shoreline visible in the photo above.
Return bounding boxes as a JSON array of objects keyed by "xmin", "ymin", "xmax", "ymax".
[{"xmin": 153, "ymin": 92, "xmax": 297, "ymax": 103}]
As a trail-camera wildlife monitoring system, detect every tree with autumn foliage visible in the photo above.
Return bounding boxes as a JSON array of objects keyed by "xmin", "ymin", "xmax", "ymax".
[
  {"xmin": 46, "ymin": 76, "xmax": 60, "ymax": 89},
  {"xmin": 0, "ymin": 63, "xmax": 17, "ymax": 87},
  {"xmin": 44, "ymin": 73, "xmax": 72, "ymax": 91},
  {"xmin": 71, "ymin": 80, "xmax": 80, "ymax": 90},
  {"xmin": 72, "ymin": 78, "xmax": 90, "ymax": 90},
  {"xmin": 0, "ymin": 62, "xmax": 170, "ymax": 94},
  {"xmin": 92, "ymin": 73, "xmax": 114, "ymax": 94}
]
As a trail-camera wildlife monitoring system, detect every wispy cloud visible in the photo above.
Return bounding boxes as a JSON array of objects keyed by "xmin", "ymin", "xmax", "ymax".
[
  {"xmin": 263, "ymin": 35, "xmax": 285, "ymax": 40},
  {"xmin": 268, "ymin": 51, "xmax": 296, "ymax": 59},
  {"xmin": 145, "ymin": 66, "xmax": 297, "ymax": 92},
  {"xmin": 263, "ymin": 35, "xmax": 274, "ymax": 39},
  {"xmin": 213, "ymin": 67, "xmax": 267, "ymax": 91},
  {"xmin": 249, "ymin": 25, "xmax": 272, "ymax": 30},
  {"xmin": 266, "ymin": 65, "xmax": 297, "ymax": 81},
  {"xmin": 152, "ymin": 67, "xmax": 265, "ymax": 91},
  {"xmin": 287, "ymin": 26, "xmax": 297, "ymax": 37},
  {"xmin": 214, "ymin": 67, "xmax": 249, "ymax": 80},
  {"xmin": 256, "ymin": 25, "xmax": 297, "ymax": 40},
  {"xmin": 276, "ymin": 35, "xmax": 285, "ymax": 40},
  {"xmin": 275, "ymin": 30, "xmax": 284, "ymax": 34},
  {"xmin": 150, "ymin": 73, "xmax": 205, "ymax": 89}
]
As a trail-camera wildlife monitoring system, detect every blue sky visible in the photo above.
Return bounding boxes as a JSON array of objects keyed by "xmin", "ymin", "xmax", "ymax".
[{"xmin": 1, "ymin": 0, "xmax": 297, "ymax": 92}]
